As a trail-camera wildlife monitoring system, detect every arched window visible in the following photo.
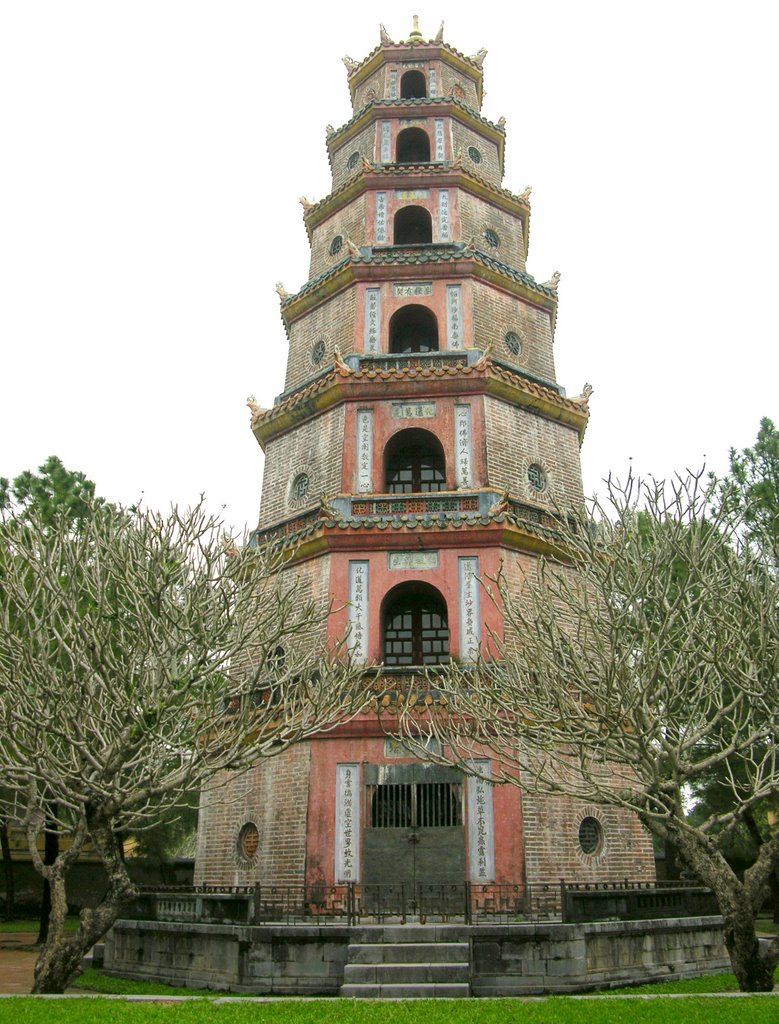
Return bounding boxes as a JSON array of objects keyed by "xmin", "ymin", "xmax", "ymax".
[
  {"xmin": 383, "ymin": 582, "xmax": 450, "ymax": 667},
  {"xmin": 394, "ymin": 206, "xmax": 432, "ymax": 245},
  {"xmin": 389, "ymin": 305, "xmax": 438, "ymax": 354},
  {"xmin": 400, "ymin": 70, "xmax": 427, "ymax": 99},
  {"xmin": 385, "ymin": 428, "xmax": 446, "ymax": 493},
  {"xmin": 396, "ymin": 127, "xmax": 430, "ymax": 163}
]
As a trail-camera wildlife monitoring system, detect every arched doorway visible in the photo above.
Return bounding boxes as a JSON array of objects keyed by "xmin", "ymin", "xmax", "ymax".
[
  {"xmin": 388, "ymin": 305, "xmax": 438, "ymax": 353},
  {"xmin": 384, "ymin": 428, "xmax": 446, "ymax": 494},
  {"xmin": 396, "ymin": 127, "xmax": 430, "ymax": 163},
  {"xmin": 400, "ymin": 70, "xmax": 427, "ymax": 99},
  {"xmin": 394, "ymin": 206, "xmax": 433, "ymax": 245},
  {"xmin": 382, "ymin": 581, "xmax": 450, "ymax": 667}
]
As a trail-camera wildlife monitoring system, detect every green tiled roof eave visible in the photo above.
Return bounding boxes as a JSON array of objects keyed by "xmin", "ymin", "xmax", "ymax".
[{"xmin": 280, "ymin": 244, "xmax": 556, "ymax": 311}]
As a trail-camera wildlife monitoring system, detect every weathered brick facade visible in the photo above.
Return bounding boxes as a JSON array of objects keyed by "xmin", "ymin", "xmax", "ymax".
[
  {"xmin": 196, "ymin": 22, "xmax": 655, "ymax": 900},
  {"xmin": 195, "ymin": 745, "xmax": 311, "ymax": 887}
]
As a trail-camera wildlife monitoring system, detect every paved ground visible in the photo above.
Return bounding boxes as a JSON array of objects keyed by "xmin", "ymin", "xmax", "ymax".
[{"xmin": 0, "ymin": 933, "xmax": 38, "ymax": 993}]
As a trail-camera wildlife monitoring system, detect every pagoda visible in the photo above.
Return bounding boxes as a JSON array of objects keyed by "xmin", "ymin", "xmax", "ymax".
[{"xmin": 194, "ymin": 20, "xmax": 655, "ymax": 904}]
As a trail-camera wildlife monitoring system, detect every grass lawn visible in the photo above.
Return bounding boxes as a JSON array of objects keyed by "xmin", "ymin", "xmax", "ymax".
[
  {"xmin": 0, "ymin": 918, "xmax": 79, "ymax": 934},
  {"xmin": 4, "ymin": 998, "xmax": 779, "ymax": 1024}
]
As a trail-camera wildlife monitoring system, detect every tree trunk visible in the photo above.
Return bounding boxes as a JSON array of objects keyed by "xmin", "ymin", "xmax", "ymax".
[
  {"xmin": 31, "ymin": 819, "xmax": 137, "ymax": 994},
  {"xmin": 667, "ymin": 822, "xmax": 778, "ymax": 992},
  {"xmin": 0, "ymin": 822, "xmax": 14, "ymax": 921},
  {"xmin": 36, "ymin": 807, "xmax": 59, "ymax": 945}
]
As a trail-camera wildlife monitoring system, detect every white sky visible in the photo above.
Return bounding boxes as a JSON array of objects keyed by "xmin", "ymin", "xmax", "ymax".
[{"xmin": 2, "ymin": 2, "xmax": 777, "ymax": 531}]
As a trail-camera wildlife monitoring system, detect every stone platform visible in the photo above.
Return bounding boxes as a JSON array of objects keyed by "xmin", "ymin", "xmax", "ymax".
[{"xmin": 104, "ymin": 916, "xmax": 729, "ymax": 997}]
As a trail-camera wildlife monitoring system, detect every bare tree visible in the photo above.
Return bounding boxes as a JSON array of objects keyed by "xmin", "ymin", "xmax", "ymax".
[
  {"xmin": 0, "ymin": 500, "xmax": 368, "ymax": 993},
  {"xmin": 392, "ymin": 474, "xmax": 779, "ymax": 992}
]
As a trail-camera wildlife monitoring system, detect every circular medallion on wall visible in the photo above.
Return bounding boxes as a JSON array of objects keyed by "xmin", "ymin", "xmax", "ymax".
[
  {"xmin": 289, "ymin": 471, "xmax": 311, "ymax": 507},
  {"xmin": 347, "ymin": 151, "xmax": 361, "ymax": 171},
  {"xmin": 483, "ymin": 228, "xmax": 500, "ymax": 250},
  {"xmin": 467, "ymin": 145, "xmax": 483, "ymax": 164},
  {"xmin": 527, "ymin": 462, "xmax": 549, "ymax": 494},
  {"xmin": 311, "ymin": 337, "xmax": 327, "ymax": 366},
  {"xmin": 236, "ymin": 822, "xmax": 260, "ymax": 867},
  {"xmin": 329, "ymin": 234, "xmax": 344, "ymax": 257},
  {"xmin": 504, "ymin": 331, "xmax": 522, "ymax": 357}
]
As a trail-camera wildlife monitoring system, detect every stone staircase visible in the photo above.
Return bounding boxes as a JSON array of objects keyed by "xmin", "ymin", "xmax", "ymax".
[{"xmin": 340, "ymin": 926, "xmax": 471, "ymax": 999}]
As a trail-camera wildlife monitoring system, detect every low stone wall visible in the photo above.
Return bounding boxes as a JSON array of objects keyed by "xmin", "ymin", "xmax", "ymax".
[
  {"xmin": 104, "ymin": 917, "xmax": 729, "ymax": 996},
  {"xmin": 104, "ymin": 920, "xmax": 352, "ymax": 994},
  {"xmin": 471, "ymin": 917, "xmax": 729, "ymax": 995}
]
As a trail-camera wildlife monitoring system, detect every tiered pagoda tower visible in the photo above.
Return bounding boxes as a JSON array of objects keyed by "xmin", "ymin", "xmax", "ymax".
[{"xmin": 195, "ymin": 21, "xmax": 654, "ymax": 902}]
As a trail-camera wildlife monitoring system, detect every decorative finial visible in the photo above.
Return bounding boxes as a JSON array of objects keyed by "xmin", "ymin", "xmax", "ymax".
[
  {"xmin": 342, "ymin": 55, "xmax": 359, "ymax": 73},
  {"xmin": 497, "ymin": 116, "xmax": 506, "ymax": 129},
  {"xmin": 299, "ymin": 196, "xmax": 315, "ymax": 212},
  {"xmin": 345, "ymin": 238, "xmax": 361, "ymax": 257},
  {"xmin": 275, "ymin": 282, "xmax": 291, "ymax": 301},
  {"xmin": 519, "ymin": 185, "xmax": 532, "ymax": 201},
  {"xmin": 571, "ymin": 384, "xmax": 594, "ymax": 409},
  {"xmin": 247, "ymin": 396, "xmax": 266, "ymax": 421},
  {"xmin": 434, "ymin": 21, "xmax": 444, "ymax": 44},
  {"xmin": 543, "ymin": 271, "xmax": 561, "ymax": 291},
  {"xmin": 325, "ymin": 124, "xmax": 334, "ymax": 136},
  {"xmin": 408, "ymin": 15, "xmax": 423, "ymax": 42},
  {"xmin": 470, "ymin": 48, "xmax": 488, "ymax": 66},
  {"xmin": 379, "ymin": 23, "xmax": 394, "ymax": 46}
]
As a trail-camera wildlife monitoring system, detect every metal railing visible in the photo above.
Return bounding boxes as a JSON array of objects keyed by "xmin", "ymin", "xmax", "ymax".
[{"xmin": 131, "ymin": 881, "xmax": 556, "ymax": 926}]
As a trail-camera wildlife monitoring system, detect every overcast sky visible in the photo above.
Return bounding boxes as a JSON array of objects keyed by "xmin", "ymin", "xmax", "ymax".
[{"xmin": 2, "ymin": 2, "xmax": 777, "ymax": 531}]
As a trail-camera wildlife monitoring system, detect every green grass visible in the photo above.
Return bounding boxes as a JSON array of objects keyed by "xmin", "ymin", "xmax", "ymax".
[
  {"xmin": 73, "ymin": 968, "xmax": 245, "ymax": 997},
  {"xmin": 608, "ymin": 964, "xmax": 779, "ymax": 995},
  {"xmin": 0, "ymin": 918, "xmax": 79, "ymax": 934},
  {"xmin": 3, "ymin": 998, "xmax": 779, "ymax": 1024},
  {"xmin": 756, "ymin": 916, "xmax": 779, "ymax": 935}
]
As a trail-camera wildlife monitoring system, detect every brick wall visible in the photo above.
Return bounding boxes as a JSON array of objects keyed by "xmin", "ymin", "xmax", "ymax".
[
  {"xmin": 330, "ymin": 124, "xmax": 377, "ymax": 192},
  {"xmin": 460, "ymin": 191, "xmax": 525, "ymax": 271},
  {"xmin": 472, "ymin": 281, "xmax": 556, "ymax": 382},
  {"xmin": 284, "ymin": 288, "xmax": 357, "ymax": 392},
  {"xmin": 258, "ymin": 406, "xmax": 345, "ymax": 528},
  {"xmin": 352, "ymin": 67, "xmax": 386, "ymax": 111},
  {"xmin": 452, "ymin": 122, "xmax": 501, "ymax": 186},
  {"xmin": 522, "ymin": 791, "xmax": 656, "ymax": 887},
  {"xmin": 484, "ymin": 397, "xmax": 584, "ymax": 506},
  {"xmin": 439, "ymin": 63, "xmax": 480, "ymax": 110},
  {"xmin": 308, "ymin": 196, "xmax": 367, "ymax": 280},
  {"xmin": 194, "ymin": 743, "xmax": 312, "ymax": 887}
]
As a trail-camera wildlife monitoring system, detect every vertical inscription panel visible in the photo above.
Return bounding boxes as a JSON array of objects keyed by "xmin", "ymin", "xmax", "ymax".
[
  {"xmin": 429, "ymin": 67, "xmax": 438, "ymax": 97},
  {"xmin": 381, "ymin": 121, "xmax": 392, "ymax": 163},
  {"xmin": 467, "ymin": 762, "xmax": 495, "ymax": 882},
  {"xmin": 375, "ymin": 192, "xmax": 388, "ymax": 244},
  {"xmin": 458, "ymin": 556, "xmax": 481, "ymax": 662},
  {"xmin": 336, "ymin": 764, "xmax": 361, "ymax": 882},
  {"xmin": 356, "ymin": 409, "xmax": 374, "ymax": 493},
  {"xmin": 348, "ymin": 561, "xmax": 369, "ymax": 664},
  {"xmin": 434, "ymin": 118, "xmax": 445, "ymax": 161},
  {"xmin": 439, "ymin": 189, "xmax": 451, "ymax": 242},
  {"xmin": 455, "ymin": 404, "xmax": 473, "ymax": 488},
  {"xmin": 446, "ymin": 284, "xmax": 463, "ymax": 350},
  {"xmin": 364, "ymin": 288, "xmax": 381, "ymax": 353}
]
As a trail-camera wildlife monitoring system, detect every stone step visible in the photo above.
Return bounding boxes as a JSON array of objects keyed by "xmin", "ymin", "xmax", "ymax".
[
  {"xmin": 341, "ymin": 982, "xmax": 471, "ymax": 999},
  {"xmin": 348, "ymin": 942, "xmax": 470, "ymax": 964},
  {"xmin": 344, "ymin": 962, "xmax": 470, "ymax": 985}
]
